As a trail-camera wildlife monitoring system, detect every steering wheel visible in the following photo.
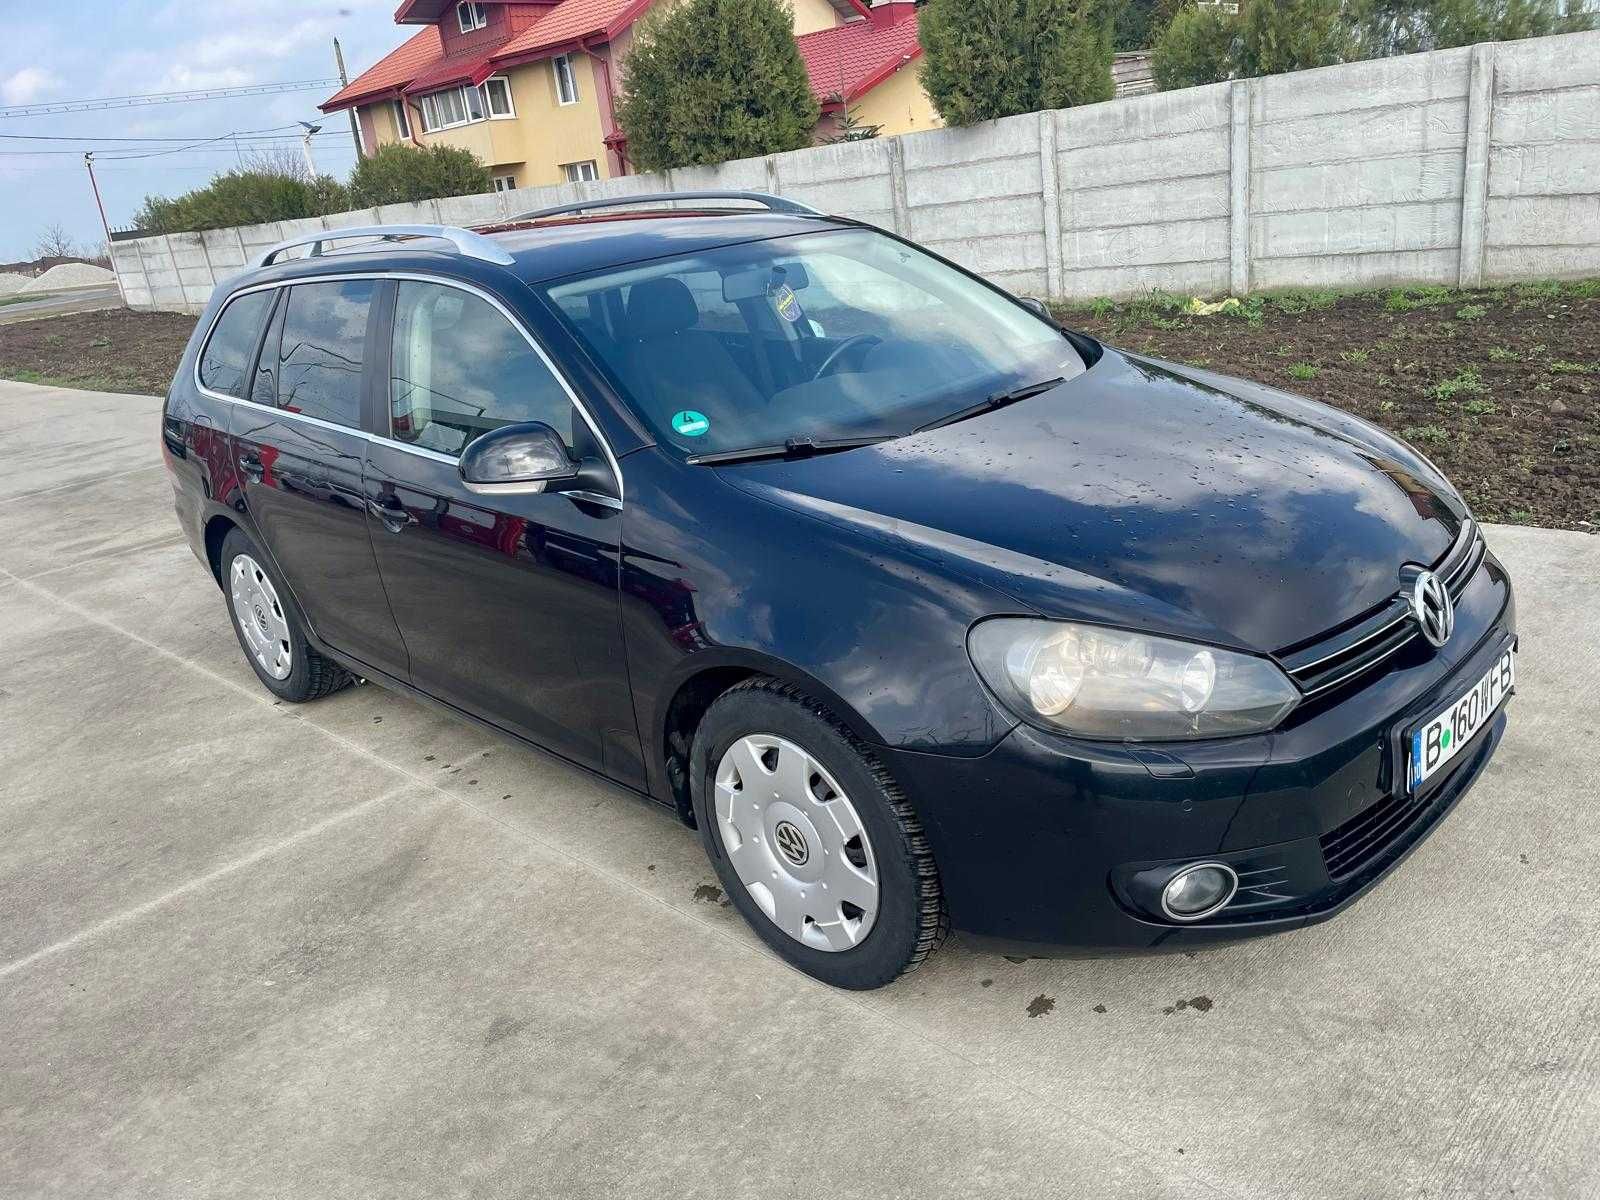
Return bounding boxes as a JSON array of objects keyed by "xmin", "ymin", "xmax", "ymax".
[{"xmin": 811, "ymin": 334, "xmax": 883, "ymax": 382}]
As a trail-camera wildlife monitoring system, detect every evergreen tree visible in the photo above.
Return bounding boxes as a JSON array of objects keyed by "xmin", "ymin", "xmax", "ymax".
[
  {"xmin": 616, "ymin": 0, "xmax": 820, "ymax": 172},
  {"xmin": 920, "ymin": 0, "xmax": 1116, "ymax": 126}
]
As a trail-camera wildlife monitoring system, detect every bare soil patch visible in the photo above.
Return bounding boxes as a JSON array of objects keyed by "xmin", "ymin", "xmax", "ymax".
[{"xmin": 0, "ymin": 309, "xmax": 197, "ymax": 396}]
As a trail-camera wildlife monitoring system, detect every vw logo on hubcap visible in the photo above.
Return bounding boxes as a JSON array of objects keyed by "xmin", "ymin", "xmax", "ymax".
[
  {"xmin": 773, "ymin": 820, "xmax": 809, "ymax": 867},
  {"xmin": 1409, "ymin": 569, "xmax": 1454, "ymax": 648}
]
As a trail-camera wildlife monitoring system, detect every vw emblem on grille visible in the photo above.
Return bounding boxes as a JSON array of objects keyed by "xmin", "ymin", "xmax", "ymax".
[
  {"xmin": 773, "ymin": 821, "xmax": 809, "ymax": 867},
  {"xmin": 1409, "ymin": 569, "xmax": 1454, "ymax": 648}
]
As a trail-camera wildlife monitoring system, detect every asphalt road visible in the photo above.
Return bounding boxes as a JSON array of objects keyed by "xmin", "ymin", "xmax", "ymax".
[
  {"xmin": 0, "ymin": 286, "xmax": 122, "ymax": 325},
  {"xmin": 1, "ymin": 379, "xmax": 1596, "ymax": 1199}
]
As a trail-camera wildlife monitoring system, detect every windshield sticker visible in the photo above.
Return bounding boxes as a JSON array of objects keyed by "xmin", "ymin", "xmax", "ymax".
[
  {"xmin": 671, "ymin": 410, "xmax": 711, "ymax": 438},
  {"xmin": 770, "ymin": 282, "xmax": 804, "ymax": 324}
]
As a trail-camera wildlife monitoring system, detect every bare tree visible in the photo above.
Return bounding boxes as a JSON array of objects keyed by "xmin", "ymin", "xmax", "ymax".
[
  {"xmin": 32, "ymin": 223, "xmax": 79, "ymax": 260},
  {"xmin": 241, "ymin": 147, "xmax": 311, "ymax": 181}
]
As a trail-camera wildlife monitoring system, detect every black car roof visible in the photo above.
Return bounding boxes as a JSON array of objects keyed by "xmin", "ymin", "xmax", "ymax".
[{"xmin": 488, "ymin": 210, "xmax": 847, "ymax": 284}]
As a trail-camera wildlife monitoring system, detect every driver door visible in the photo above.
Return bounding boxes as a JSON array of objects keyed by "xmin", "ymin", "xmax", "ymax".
[{"xmin": 362, "ymin": 279, "xmax": 640, "ymax": 783}]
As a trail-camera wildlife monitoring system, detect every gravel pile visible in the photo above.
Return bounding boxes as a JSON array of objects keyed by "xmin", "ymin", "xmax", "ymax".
[
  {"xmin": 0, "ymin": 273, "xmax": 30, "ymax": 298},
  {"xmin": 19, "ymin": 263, "xmax": 117, "ymax": 293}
]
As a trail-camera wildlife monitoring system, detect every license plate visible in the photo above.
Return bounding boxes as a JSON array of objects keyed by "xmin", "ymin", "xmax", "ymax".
[{"xmin": 1409, "ymin": 648, "xmax": 1515, "ymax": 791}]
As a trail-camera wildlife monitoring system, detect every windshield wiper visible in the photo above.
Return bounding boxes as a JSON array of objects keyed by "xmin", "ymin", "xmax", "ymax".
[
  {"xmin": 686, "ymin": 435, "xmax": 892, "ymax": 466},
  {"xmin": 912, "ymin": 376, "xmax": 1067, "ymax": 434}
]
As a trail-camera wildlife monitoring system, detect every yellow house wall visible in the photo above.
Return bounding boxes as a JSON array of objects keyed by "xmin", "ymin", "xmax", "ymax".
[
  {"xmin": 405, "ymin": 57, "xmax": 611, "ymax": 186},
  {"xmin": 790, "ymin": 0, "xmax": 843, "ymax": 35},
  {"xmin": 851, "ymin": 59, "xmax": 942, "ymax": 138}
]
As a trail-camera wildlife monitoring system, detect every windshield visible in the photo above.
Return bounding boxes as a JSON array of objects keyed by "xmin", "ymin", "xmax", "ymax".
[{"xmin": 540, "ymin": 227, "xmax": 1087, "ymax": 457}]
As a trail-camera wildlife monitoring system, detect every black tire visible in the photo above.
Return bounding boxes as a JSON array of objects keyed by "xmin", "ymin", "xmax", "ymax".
[
  {"xmin": 219, "ymin": 528, "xmax": 353, "ymax": 703},
  {"xmin": 690, "ymin": 679, "xmax": 948, "ymax": 989}
]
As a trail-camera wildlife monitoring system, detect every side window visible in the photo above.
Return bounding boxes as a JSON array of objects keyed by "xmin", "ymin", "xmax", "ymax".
[
  {"xmin": 198, "ymin": 291, "xmax": 273, "ymax": 399},
  {"xmin": 389, "ymin": 281, "xmax": 576, "ymax": 458},
  {"xmin": 277, "ymin": 280, "xmax": 375, "ymax": 429}
]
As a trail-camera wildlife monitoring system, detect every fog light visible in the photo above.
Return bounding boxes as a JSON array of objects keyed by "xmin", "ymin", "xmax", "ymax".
[{"xmin": 1160, "ymin": 863, "xmax": 1238, "ymax": 921}]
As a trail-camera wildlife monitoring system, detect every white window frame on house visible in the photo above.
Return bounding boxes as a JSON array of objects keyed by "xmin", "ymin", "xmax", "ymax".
[
  {"xmin": 552, "ymin": 54, "xmax": 579, "ymax": 106},
  {"xmin": 456, "ymin": 2, "xmax": 488, "ymax": 33},
  {"xmin": 415, "ymin": 83, "xmax": 488, "ymax": 133},
  {"xmin": 492, "ymin": 173, "xmax": 517, "ymax": 193},
  {"xmin": 482, "ymin": 75, "xmax": 515, "ymax": 119},
  {"xmin": 561, "ymin": 160, "xmax": 599, "ymax": 183},
  {"xmin": 392, "ymin": 98, "xmax": 411, "ymax": 140}
]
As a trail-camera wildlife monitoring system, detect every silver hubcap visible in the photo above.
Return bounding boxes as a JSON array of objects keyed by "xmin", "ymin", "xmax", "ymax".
[
  {"xmin": 229, "ymin": 554, "xmax": 292, "ymax": 681},
  {"xmin": 713, "ymin": 734, "xmax": 879, "ymax": 952}
]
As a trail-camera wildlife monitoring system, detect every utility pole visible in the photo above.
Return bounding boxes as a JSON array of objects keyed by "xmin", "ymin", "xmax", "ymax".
[
  {"xmin": 334, "ymin": 38, "xmax": 363, "ymax": 159},
  {"xmin": 84, "ymin": 152, "xmax": 127, "ymax": 307},
  {"xmin": 298, "ymin": 122, "xmax": 322, "ymax": 177}
]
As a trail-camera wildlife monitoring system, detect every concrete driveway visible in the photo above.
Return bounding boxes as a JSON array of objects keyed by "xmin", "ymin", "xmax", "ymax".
[{"xmin": 1, "ymin": 379, "xmax": 1596, "ymax": 1200}]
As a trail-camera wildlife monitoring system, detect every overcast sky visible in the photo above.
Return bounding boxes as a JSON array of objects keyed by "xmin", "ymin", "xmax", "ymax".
[{"xmin": 0, "ymin": 1, "xmax": 414, "ymax": 261}]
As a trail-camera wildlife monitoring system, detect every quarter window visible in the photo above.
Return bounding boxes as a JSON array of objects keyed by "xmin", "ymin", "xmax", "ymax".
[
  {"xmin": 277, "ymin": 280, "xmax": 375, "ymax": 429},
  {"xmin": 198, "ymin": 290, "xmax": 273, "ymax": 399},
  {"xmin": 483, "ymin": 76, "xmax": 514, "ymax": 117},
  {"xmin": 389, "ymin": 281, "xmax": 576, "ymax": 458},
  {"xmin": 552, "ymin": 55, "xmax": 579, "ymax": 105},
  {"xmin": 561, "ymin": 160, "xmax": 599, "ymax": 183}
]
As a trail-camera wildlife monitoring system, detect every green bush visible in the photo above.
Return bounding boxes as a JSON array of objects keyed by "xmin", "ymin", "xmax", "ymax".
[
  {"xmin": 1360, "ymin": 0, "xmax": 1592, "ymax": 55},
  {"xmin": 1236, "ymin": 0, "xmax": 1359, "ymax": 77},
  {"xmin": 1150, "ymin": 2, "xmax": 1238, "ymax": 89},
  {"xmin": 1114, "ymin": 0, "xmax": 1183, "ymax": 50},
  {"xmin": 616, "ymin": 0, "xmax": 819, "ymax": 172},
  {"xmin": 920, "ymin": 0, "xmax": 1114, "ymax": 126},
  {"xmin": 346, "ymin": 142, "xmax": 492, "ymax": 208},
  {"xmin": 134, "ymin": 170, "xmax": 349, "ymax": 234}
]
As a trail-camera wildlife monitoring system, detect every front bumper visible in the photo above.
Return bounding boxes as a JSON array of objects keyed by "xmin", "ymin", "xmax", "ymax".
[{"xmin": 882, "ymin": 551, "xmax": 1516, "ymax": 955}]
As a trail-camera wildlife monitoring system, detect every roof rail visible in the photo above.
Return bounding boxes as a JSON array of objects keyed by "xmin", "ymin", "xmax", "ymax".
[
  {"xmin": 514, "ymin": 190, "xmax": 823, "ymax": 221},
  {"xmin": 250, "ymin": 224, "xmax": 517, "ymax": 269}
]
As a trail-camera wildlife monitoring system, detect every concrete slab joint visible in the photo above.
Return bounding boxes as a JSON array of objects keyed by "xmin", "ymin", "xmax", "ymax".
[
  {"xmin": 1230, "ymin": 78, "xmax": 1253, "ymax": 296},
  {"xmin": 1459, "ymin": 41, "xmax": 1498, "ymax": 288}
]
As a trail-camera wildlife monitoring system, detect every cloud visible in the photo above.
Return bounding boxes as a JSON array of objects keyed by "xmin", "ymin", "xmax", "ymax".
[{"xmin": 1, "ymin": 67, "xmax": 59, "ymax": 106}]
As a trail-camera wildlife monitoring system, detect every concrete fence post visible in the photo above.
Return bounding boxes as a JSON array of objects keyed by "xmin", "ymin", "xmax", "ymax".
[
  {"xmin": 1229, "ymin": 79, "xmax": 1253, "ymax": 296},
  {"xmin": 1039, "ymin": 115, "xmax": 1063, "ymax": 298},
  {"xmin": 1458, "ymin": 42, "xmax": 1498, "ymax": 289},
  {"xmin": 764, "ymin": 155, "xmax": 780, "ymax": 196},
  {"xmin": 886, "ymin": 137, "xmax": 910, "ymax": 238}
]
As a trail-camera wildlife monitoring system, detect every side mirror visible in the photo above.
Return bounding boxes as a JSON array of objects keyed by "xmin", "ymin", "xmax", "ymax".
[
  {"xmin": 1018, "ymin": 296, "xmax": 1055, "ymax": 323},
  {"xmin": 459, "ymin": 422, "xmax": 576, "ymax": 492}
]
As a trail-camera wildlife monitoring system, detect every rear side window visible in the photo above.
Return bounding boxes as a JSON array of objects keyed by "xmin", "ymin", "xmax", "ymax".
[
  {"xmin": 277, "ymin": 280, "xmax": 376, "ymax": 429},
  {"xmin": 389, "ymin": 280, "xmax": 575, "ymax": 457},
  {"xmin": 198, "ymin": 291, "xmax": 272, "ymax": 399}
]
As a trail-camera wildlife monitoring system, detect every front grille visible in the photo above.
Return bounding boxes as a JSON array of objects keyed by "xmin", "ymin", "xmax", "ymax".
[
  {"xmin": 1281, "ymin": 520, "xmax": 1482, "ymax": 699},
  {"xmin": 1319, "ymin": 792, "xmax": 1430, "ymax": 880}
]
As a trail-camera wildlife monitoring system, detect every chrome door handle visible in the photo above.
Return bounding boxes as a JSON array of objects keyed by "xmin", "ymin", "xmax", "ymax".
[{"xmin": 368, "ymin": 497, "xmax": 414, "ymax": 533}]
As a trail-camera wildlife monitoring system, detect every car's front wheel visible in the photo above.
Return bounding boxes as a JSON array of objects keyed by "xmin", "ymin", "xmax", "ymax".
[
  {"xmin": 220, "ymin": 528, "xmax": 353, "ymax": 703},
  {"xmin": 691, "ymin": 679, "xmax": 947, "ymax": 989}
]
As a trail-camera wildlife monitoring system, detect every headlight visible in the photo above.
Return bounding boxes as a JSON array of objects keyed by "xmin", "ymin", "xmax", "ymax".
[{"xmin": 968, "ymin": 618, "xmax": 1299, "ymax": 741}]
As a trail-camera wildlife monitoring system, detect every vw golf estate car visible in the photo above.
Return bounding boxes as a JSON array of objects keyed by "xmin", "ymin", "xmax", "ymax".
[{"xmin": 162, "ymin": 191, "xmax": 1516, "ymax": 989}]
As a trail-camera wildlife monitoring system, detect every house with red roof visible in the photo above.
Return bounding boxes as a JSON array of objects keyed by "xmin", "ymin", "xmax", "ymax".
[{"xmin": 320, "ymin": 0, "xmax": 937, "ymax": 190}]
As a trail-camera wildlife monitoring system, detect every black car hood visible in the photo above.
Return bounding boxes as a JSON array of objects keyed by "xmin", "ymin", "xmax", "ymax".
[{"xmin": 720, "ymin": 349, "xmax": 1465, "ymax": 653}]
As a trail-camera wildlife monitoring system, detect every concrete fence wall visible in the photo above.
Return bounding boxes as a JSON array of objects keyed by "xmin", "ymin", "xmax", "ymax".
[{"xmin": 111, "ymin": 28, "xmax": 1600, "ymax": 313}]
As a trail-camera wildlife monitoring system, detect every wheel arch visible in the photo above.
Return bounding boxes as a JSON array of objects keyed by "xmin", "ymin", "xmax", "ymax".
[
  {"xmin": 654, "ymin": 650, "xmax": 887, "ymax": 827},
  {"xmin": 203, "ymin": 512, "xmax": 241, "ymax": 585}
]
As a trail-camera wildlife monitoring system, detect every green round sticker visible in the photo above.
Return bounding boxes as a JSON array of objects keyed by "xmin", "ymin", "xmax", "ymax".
[{"xmin": 671, "ymin": 410, "xmax": 710, "ymax": 437}]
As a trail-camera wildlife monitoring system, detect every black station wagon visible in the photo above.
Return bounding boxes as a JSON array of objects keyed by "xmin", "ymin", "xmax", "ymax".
[{"xmin": 162, "ymin": 192, "xmax": 1516, "ymax": 989}]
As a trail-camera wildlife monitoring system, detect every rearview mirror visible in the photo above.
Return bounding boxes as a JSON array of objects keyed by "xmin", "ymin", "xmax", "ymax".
[
  {"xmin": 459, "ymin": 422, "xmax": 576, "ymax": 492},
  {"xmin": 1018, "ymin": 296, "xmax": 1055, "ymax": 323}
]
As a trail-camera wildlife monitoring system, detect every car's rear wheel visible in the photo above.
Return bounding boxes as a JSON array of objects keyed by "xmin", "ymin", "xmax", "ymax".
[
  {"xmin": 690, "ymin": 679, "xmax": 947, "ymax": 989},
  {"xmin": 220, "ymin": 528, "xmax": 353, "ymax": 703}
]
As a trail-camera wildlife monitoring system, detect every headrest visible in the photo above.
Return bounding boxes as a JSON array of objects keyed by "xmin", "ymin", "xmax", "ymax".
[{"xmin": 627, "ymin": 277, "xmax": 698, "ymax": 339}]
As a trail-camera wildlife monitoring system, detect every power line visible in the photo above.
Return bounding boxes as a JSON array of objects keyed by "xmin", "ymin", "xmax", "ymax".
[
  {"xmin": 0, "ymin": 80, "xmax": 341, "ymax": 119},
  {"xmin": 0, "ymin": 124, "xmax": 307, "ymax": 144}
]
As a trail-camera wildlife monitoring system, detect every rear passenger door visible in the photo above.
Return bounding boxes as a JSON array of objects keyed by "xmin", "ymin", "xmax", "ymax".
[
  {"xmin": 229, "ymin": 279, "xmax": 410, "ymax": 679},
  {"xmin": 363, "ymin": 279, "xmax": 638, "ymax": 782}
]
